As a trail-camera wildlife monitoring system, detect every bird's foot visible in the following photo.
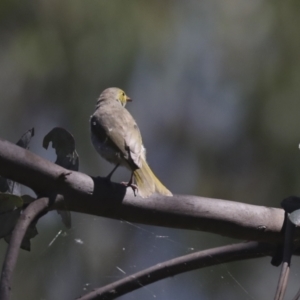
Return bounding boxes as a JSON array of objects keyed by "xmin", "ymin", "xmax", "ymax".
[{"xmin": 121, "ymin": 182, "xmax": 138, "ymax": 196}]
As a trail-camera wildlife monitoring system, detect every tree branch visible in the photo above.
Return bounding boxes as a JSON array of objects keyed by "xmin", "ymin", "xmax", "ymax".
[
  {"xmin": 77, "ymin": 241, "xmax": 275, "ymax": 300},
  {"xmin": 274, "ymin": 217, "xmax": 295, "ymax": 300},
  {"xmin": 0, "ymin": 138, "xmax": 287, "ymax": 242},
  {"xmin": 0, "ymin": 196, "xmax": 62, "ymax": 300}
]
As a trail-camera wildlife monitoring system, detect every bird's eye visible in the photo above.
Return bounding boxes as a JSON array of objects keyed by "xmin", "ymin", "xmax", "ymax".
[{"xmin": 122, "ymin": 92, "xmax": 125, "ymax": 97}]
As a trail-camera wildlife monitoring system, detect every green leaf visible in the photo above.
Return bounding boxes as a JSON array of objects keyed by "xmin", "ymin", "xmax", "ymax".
[
  {"xmin": 0, "ymin": 193, "xmax": 23, "ymax": 213},
  {"xmin": 21, "ymin": 194, "xmax": 36, "ymax": 204}
]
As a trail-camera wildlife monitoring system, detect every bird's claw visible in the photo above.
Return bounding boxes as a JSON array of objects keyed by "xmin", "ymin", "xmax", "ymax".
[{"xmin": 121, "ymin": 182, "xmax": 138, "ymax": 196}]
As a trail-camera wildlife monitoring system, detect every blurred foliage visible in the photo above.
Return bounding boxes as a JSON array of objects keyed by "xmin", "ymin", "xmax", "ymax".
[{"xmin": 1, "ymin": 0, "xmax": 300, "ymax": 299}]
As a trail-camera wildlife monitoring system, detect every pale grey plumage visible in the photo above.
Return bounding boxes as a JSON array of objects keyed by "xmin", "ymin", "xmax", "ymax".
[{"xmin": 90, "ymin": 87, "xmax": 172, "ymax": 198}]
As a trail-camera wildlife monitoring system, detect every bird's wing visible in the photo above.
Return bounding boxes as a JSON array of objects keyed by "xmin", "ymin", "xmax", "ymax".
[
  {"xmin": 122, "ymin": 113, "xmax": 144, "ymax": 168},
  {"xmin": 91, "ymin": 104, "xmax": 144, "ymax": 169}
]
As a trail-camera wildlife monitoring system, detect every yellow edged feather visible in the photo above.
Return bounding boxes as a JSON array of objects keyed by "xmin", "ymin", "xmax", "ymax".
[{"xmin": 133, "ymin": 159, "xmax": 173, "ymax": 198}]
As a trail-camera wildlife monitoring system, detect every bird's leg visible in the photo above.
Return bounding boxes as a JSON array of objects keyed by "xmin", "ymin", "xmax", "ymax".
[
  {"xmin": 105, "ymin": 164, "xmax": 120, "ymax": 182},
  {"xmin": 121, "ymin": 172, "xmax": 138, "ymax": 196}
]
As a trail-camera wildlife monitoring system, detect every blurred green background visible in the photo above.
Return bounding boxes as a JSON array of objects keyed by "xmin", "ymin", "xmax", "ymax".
[{"xmin": 1, "ymin": 0, "xmax": 300, "ymax": 299}]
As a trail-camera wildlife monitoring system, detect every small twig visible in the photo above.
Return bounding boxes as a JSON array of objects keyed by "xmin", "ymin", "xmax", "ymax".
[
  {"xmin": 77, "ymin": 241, "xmax": 275, "ymax": 300},
  {"xmin": 0, "ymin": 196, "xmax": 63, "ymax": 300},
  {"xmin": 274, "ymin": 262, "xmax": 290, "ymax": 300},
  {"xmin": 293, "ymin": 287, "xmax": 300, "ymax": 300},
  {"xmin": 274, "ymin": 216, "xmax": 295, "ymax": 300}
]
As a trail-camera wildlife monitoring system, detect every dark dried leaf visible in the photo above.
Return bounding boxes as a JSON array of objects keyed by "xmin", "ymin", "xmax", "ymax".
[
  {"xmin": 0, "ymin": 177, "xmax": 9, "ymax": 193},
  {"xmin": 0, "ymin": 209, "xmax": 21, "ymax": 238},
  {"xmin": 0, "ymin": 129, "xmax": 38, "ymax": 250},
  {"xmin": 43, "ymin": 127, "xmax": 79, "ymax": 171},
  {"xmin": 43, "ymin": 128, "xmax": 78, "ymax": 228},
  {"xmin": 281, "ymin": 196, "xmax": 300, "ymax": 213},
  {"xmin": 21, "ymin": 222, "xmax": 38, "ymax": 251},
  {"xmin": 6, "ymin": 180, "xmax": 21, "ymax": 196},
  {"xmin": 0, "ymin": 128, "xmax": 35, "ymax": 196},
  {"xmin": 4, "ymin": 221, "xmax": 38, "ymax": 251},
  {"xmin": 57, "ymin": 210, "xmax": 72, "ymax": 229},
  {"xmin": 16, "ymin": 128, "xmax": 34, "ymax": 149}
]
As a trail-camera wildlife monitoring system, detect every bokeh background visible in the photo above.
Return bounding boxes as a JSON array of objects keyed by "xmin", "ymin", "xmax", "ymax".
[{"xmin": 1, "ymin": 0, "xmax": 300, "ymax": 299}]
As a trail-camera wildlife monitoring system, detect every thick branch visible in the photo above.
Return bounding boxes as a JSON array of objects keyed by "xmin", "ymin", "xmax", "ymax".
[
  {"xmin": 0, "ymin": 139, "xmax": 287, "ymax": 242},
  {"xmin": 78, "ymin": 241, "xmax": 275, "ymax": 300},
  {"xmin": 274, "ymin": 217, "xmax": 295, "ymax": 300}
]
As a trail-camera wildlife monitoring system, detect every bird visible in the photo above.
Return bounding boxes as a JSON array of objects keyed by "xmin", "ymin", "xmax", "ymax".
[{"xmin": 90, "ymin": 87, "xmax": 172, "ymax": 198}]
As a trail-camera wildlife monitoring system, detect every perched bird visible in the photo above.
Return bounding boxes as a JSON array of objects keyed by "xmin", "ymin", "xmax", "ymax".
[{"xmin": 90, "ymin": 87, "xmax": 172, "ymax": 198}]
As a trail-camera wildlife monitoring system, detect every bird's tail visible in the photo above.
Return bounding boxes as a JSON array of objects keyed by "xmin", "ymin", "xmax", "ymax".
[{"xmin": 133, "ymin": 159, "xmax": 173, "ymax": 198}]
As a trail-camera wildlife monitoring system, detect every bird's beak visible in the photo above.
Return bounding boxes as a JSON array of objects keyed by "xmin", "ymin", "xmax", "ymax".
[{"xmin": 126, "ymin": 96, "xmax": 132, "ymax": 102}]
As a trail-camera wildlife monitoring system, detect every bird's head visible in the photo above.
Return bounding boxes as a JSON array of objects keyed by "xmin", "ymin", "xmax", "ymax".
[{"xmin": 97, "ymin": 87, "xmax": 132, "ymax": 108}]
